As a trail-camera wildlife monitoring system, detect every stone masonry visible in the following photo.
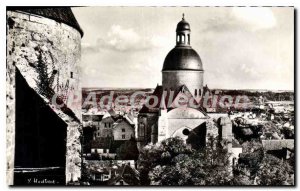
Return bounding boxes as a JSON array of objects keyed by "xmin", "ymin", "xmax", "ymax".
[{"xmin": 7, "ymin": 10, "xmax": 83, "ymax": 185}]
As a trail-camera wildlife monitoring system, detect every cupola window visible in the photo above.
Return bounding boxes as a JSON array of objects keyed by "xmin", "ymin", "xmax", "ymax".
[{"xmin": 182, "ymin": 35, "xmax": 185, "ymax": 43}]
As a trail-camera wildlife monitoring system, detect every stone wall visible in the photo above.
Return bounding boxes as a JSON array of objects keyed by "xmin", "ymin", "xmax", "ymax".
[
  {"xmin": 137, "ymin": 113, "xmax": 158, "ymax": 149},
  {"xmin": 162, "ymin": 70, "xmax": 204, "ymax": 97},
  {"xmin": 168, "ymin": 118, "xmax": 208, "ymax": 136},
  {"xmin": 7, "ymin": 10, "xmax": 82, "ymax": 185}
]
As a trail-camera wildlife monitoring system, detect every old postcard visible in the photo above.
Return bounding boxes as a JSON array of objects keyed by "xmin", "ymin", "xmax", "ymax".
[{"xmin": 6, "ymin": 6, "xmax": 294, "ymax": 186}]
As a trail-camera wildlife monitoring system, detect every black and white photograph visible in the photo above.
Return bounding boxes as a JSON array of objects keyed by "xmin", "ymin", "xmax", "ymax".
[{"xmin": 5, "ymin": 5, "xmax": 295, "ymax": 187}]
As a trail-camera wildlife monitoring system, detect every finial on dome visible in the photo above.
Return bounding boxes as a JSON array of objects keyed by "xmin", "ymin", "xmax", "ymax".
[{"xmin": 182, "ymin": 13, "xmax": 185, "ymax": 20}]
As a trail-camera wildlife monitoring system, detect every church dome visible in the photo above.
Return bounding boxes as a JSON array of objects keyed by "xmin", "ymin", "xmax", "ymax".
[
  {"xmin": 162, "ymin": 14, "xmax": 203, "ymax": 71},
  {"xmin": 176, "ymin": 19, "xmax": 190, "ymax": 32},
  {"xmin": 162, "ymin": 46, "xmax": 203, "ymax": 71}
]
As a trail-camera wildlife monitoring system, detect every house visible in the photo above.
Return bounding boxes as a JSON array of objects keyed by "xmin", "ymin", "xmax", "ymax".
[
  {"xmin": 107, "ymin": 163, "xmax": 140, "ymax": 185},
  {"xmin": 262, "ymin": 139, "xmax": 294, "ymax": 159},
  {"xmin": 84, "ymin": 160, "xmax": 138, "ymax": 185},
  {"xmin": 112, "ymin": 119, "xmax": 135, "ymax": 141},
  {"xmin": 93, "ymin": 114, "xmax": 115, "ymax": 139},
  {"xmin": 85, "ymin": 116, "xmax": 137, "ymax": 161},
  {"xmin": 82, "ymin": 114, "xmax": 104, "ymax": 127},
  {"xmin": 89, "ymin": 137, "xmax": 116, "ymax": 160}
]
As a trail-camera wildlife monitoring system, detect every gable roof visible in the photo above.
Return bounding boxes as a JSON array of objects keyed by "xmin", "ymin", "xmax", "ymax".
[
  {"xmin": 82, "ymin": 114, "xmax": 104, "ymax": 122},
  {"xmin": 232, "ymin": 139, "xmax": 242, "ymax": 148},
  {"xmin": 113, "ymin": 118, "xmax": 134, "ymax": 130},
  {"xmin": 107, "ymin": 164, "xmax": 139, "ymax": 185},
  {"xmin": 262, "ymin": 140, "xmax": 294, "ymax": 151},
  {"xmin": 138, "ymin": 85, "xmax": 206, "ymax": 114}
]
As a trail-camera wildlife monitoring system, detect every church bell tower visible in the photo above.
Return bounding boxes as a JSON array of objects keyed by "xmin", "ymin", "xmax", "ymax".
[{"xmin": 162, "ymin": 14, "xmax": 204, "ymax": 98}]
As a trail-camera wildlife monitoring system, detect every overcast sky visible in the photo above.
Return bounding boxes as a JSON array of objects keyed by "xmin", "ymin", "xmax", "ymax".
[{"xmin": 72, "ymin": 7, "xmax": 294, "ymax": 91}]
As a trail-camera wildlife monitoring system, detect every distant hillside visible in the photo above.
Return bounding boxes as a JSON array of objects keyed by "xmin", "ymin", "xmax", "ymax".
[
  {"xmin": 81, "ymin": 88, "xmax": 294, "ymax": 112},
  {"xmin": 83, "ymin": 88, "xmax": 293, "ymax": 101}
]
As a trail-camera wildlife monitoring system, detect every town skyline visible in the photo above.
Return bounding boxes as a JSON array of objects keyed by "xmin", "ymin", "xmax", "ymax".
[{"xmin": 73, "ymin": 7, "xmax": 294, "ymax": 91}]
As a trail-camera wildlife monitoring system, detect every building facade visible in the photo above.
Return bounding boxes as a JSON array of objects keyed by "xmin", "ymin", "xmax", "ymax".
[{"xmin": 137, "ymin": 15, "xmax": 233, "ymax": 151}]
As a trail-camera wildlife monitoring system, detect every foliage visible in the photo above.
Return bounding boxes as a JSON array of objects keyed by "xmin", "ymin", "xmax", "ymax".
[
  {"xmin": 239, "ymin": 140, "xmax": 264, "ymax": 176},
  {"xmin": 281, "ymin": 127, "xmax": 294, "ymax": 139},
  {"xmin": 256, "ymin": 154, "xmax": 294, "ymax": 185},
  {"xmin": 241, "ymin": 140, "xmax": 263, "ymax": 153},
  {"xmin": 116, "ymin": 137, "xmax": 139, "ymax": 160},
  {"xmin": 137, "ymin": 137, "xmax": 192, "ymax": 185},
  {"xmin": 80, "ymin": 162, "xmax": 93, "ymax": 185},
  {"xmin": 232, "ymin": 167, "xmax": 252, "ymax": 185},
  {"xmin": 138, "ymin": 137, "xmax": 295, "ymax": 186},
  {"xmin": 138, "ymin": 136, "xmax": 232, "ymax": 186}
]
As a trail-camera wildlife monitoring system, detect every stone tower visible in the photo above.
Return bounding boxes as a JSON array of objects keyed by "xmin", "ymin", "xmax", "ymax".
[
  {"xmin": 162, "ymin": 14, "xmax": 204, "ymax": 98},
  {"xmin": 7, "ymin": 7, "xmax": 83, "ymax": 185}
]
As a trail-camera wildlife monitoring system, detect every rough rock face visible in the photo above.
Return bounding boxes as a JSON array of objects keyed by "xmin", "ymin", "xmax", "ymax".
[{"xmin": 6, "ymin": 10, "xmax": 82, "ymax": 185}]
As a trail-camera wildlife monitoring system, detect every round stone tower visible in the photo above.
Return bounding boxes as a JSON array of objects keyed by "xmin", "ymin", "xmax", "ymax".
[
  {"xmin": 6, "ymin": 7, "xmax": 83, "ymax": 185},
  {"xmin": 162, "ymin": 14, "xmax": 204, "ymax": 97}
]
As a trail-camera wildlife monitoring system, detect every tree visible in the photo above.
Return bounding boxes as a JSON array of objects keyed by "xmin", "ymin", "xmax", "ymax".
[
  {"xmin": 256, "ymin": 154, "xmax": 294, "ymax": 185},
  {"xmin": 241, "ymin": 140, "xmax": 263, "ymax": 153},
  {"xmin": 137, "ymin": 137, "xmax": 192, "ymax": 185},
  {"xmin": 232, "ymin": 166, "xmax": 253, "ymax": 185},
  {"xmin": 116, "ymin": 137, "xmax": 139, "ymax": 160},
  {"xmin": 199, "ymin": 137, "xmax": 232, "ymax": 185},
  {"xmin": 138, "ymin": 136, "xmax": 232, "ymax": 186}
]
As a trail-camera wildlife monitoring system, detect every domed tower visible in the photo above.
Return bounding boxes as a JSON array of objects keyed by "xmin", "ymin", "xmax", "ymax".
[{"xmin": 162, "ymin": 14, "xmax": 204, "ymax": 97}]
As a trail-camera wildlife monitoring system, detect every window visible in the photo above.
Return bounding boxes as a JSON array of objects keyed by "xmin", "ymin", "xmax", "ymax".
[
  {"xmin": 70, "ymin": 72, "xmax": 73, "ymax": 78},
  {"xmin": 122, "ymin": 134, "xmax": 125, "ymax": 139},
  {"xmin": 199, "ymin": 89, "xmax": 201, "ymax": 96},
  {"xmin": 177, "ymin": 35, "xmax": 180, "ymax": 43},
  {"xmin": 122, "ymin": 128, "xmax": 125, "ymax": 132},
  {"xmin": 195, "ymin": 89, "xmax": 197, "ymax": 96},
  {"xmin": 182, "ymin": 128, "xmax": 190, "ymax": 136},
  {"xmin": 188, "ymin": 34, "xmax": 190, "ymax": 44},
  {"xmin": 139, "ymin": 123, "xmax": 145, "ymax": 136},
  {"xmin": 104, "ymin": 123, "xmax": 107, "ymax": 127},
  {"xmin": 182, "ymin": 35, "xmax": 185, "ymax": 43},
  {"xmin": 98, "ymin": 132, "xmax": 100, "ymax": 137}
]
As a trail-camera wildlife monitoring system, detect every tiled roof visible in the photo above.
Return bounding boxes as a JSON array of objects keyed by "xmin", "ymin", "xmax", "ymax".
[
  {"xmin": 107, "ymin": 164, "xmax": 139, "ymax": 185},
  {"xmin": 90, "ymin": 137, "xmax": 112, "ymax": 149},
  {"xmin": 82, "ymin": 114, "xmax": 104, "ymax": 122},
  {"xmin": 262, "ymin": 139, "xmax": 294, "ymax": 151},
  {"xmin": 7, "ymin": 7, "xmax": 84, "ymax": 37},
  {"xmin": 138, "ymin": 85, "xmax": 206, "ymax": 114},
  {"xmin": 232, "ymin": 139, "xmax": 242, "ymax": 148}
]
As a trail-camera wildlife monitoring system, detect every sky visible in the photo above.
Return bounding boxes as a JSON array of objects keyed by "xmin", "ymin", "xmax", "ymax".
[{"xmin": 72, "ymin": 7, "xmax": 294, "ymax": 91}]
